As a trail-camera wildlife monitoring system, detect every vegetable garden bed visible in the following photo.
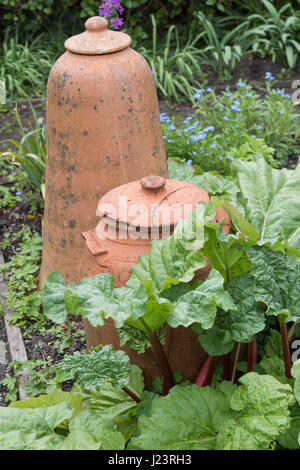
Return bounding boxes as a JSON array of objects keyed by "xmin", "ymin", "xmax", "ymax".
[{"xmin": 1, "ymin": 63, "xmax": 300, "ymax": 448}]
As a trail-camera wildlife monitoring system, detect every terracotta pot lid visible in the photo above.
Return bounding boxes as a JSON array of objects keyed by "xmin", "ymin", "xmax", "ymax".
[
  {"xmin": 97, "ymin": 175, "xmax": 210, "ymax": 229},
  {"xmin": 65, "ymin": 16, "xmax": 132, "ymax": 55}
]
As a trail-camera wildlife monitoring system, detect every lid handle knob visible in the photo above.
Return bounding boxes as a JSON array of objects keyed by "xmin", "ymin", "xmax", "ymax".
[
  {"xmin": 85, "ymin": 16, "xmax": 108, "ymax": 33},
  {"xmin": 140, "ymin": 175, "xmax": 166, "ymax": 192}
]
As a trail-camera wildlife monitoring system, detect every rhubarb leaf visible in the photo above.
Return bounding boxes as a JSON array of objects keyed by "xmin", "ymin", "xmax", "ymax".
[
  {"xmin": 127, "ymin": 201, "xmax": 215, "ymax": 292},
  {"xmin": 203, "ymin": 221, "xmax": 252, "ymax": 281},
  {"xmin": 41, "ymin": 271, "xmax": 68, "ymax": 324},
  {"xmin": 62, "ymin": 410, "xmax": 125, "ymax": 450},
  {"xmin": 233, "ymin": 155, "xmax": 300, "ymax": 249},
  {"xmin": 0, "ymin": 402, "xmax": 73, "ymax": 450},
  {"xmin": 168, "ymin": 269, "xmax": 236, "ymax": 329},
  {"xmin": 128, "ymin": 384, "xmax": 230, "ymax": 450},
  {"xmin": 194, "ymin": 274, "xmax": 265, "ymax": 355},
  {"xmin": 245, "ymin": 245, "xmax": 300, "ymax": 322},
  {"xmin": 277, "ymin": 404, "xmax": 300, "ymax": 449},
  {"xmin": 55, "ymin": 345, "xmax": 132, "ymax": 390},
  {"xmin": 216, "ymin": 373, "xmax": 293, "ymax": 450}
]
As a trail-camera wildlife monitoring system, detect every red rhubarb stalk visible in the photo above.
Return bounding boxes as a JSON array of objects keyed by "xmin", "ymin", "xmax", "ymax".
[
  {"xmin": 195, "ymin": 355, "xmax": 219, "ymax": 387},
  {"xmin": 279, "ymin": 321, "xmax": 292, "ymax": 379},
  {"xmin": 140, "ymin": 319, "xmax": 175, "ymax": 394},
  {"xmin": 222, "ymin": 352, "xmax": 231, "ymax": 381},
  {"xmin": 247, "ymin": 336, "xmax": 257, "ymax": 372},
  {"xmin": 122, "ymin": 387, "xmax": 141, "ymax": 403}
]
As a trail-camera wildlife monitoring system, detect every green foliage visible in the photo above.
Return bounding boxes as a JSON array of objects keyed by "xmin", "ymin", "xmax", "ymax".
[
  {"xmin": 0, "ymin": 226, "xmax": 43, "ymax": 325},
  {"xmin": 246, "ymin": 0, "xmax": 300, "ymax": 68},
  {"xmin": 129, "ymin": 374, "xmax": 293, "ymax": 450},
  {"xmin": 56, "ymin": 346, "xmax": 132, "ymax": 390},
  {"xmin": 234, "ymin": 156, "xmax": 300, "ymax": 249},
  {"xmin": 139, "ymin": 15, "xmax": 206, "ymax": 103},
  {"xmin": 161, "ymin": 80, "xmax": 300, "ymax": 170},
  {"xmin": 0, "ymin": 30, "xmax": 53, "ymax": 99},
  {"xmin": 1, "ymin": 104, "xmax": 46, "ymax": 195}
]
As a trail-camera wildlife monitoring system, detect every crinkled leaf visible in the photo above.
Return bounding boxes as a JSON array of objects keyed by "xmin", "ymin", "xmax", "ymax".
[
  {"xmin": 216, "ymin": 373, "xmax": 293, "ymax": 450},
  {"xmin": 245, "ymin": 245, "xmax": 300, "ymax": 322},
  {"xmin": 129, "ymin": 374, "xmax": 293, "ymax": 450},
  {"xmin": 168, "ymin": 269, "xmax": 236, "ymax": 329},
  {"xmin": 277, "ymin": 404, "xmax": 300, "ymax": 449},
  {"xmin": 56, "ymin": 345, "xmax": 132, "ymax": 390},
  {"xmin": 292, "ymin": 359, "xmax": 300, "ymax": 404},
  {"xmin": 168, "ymin": 159, "xmax": 239, "ymax": 198},
  {"xmin": 233, "ymin": 155, "xmax": 300, "ymax": 249},
  {"xmin": 194, "ymin": 274, "xmax": 265, "ymax": 355},
  {"xmin": 128, "ymin": 384, "xmax": 229, "ymax": 450}
]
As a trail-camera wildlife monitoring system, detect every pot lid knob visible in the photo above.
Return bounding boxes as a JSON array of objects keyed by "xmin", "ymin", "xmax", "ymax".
[
  {"xmin": 140, "ymin": 175, "xmax": 166, "ymax": 192},
  {"xmin": 85, "ymin": 16, "xmax": 108, "ymax": 32},
  {"xmin": 65, "ymin": 16, "xmax": 132, "ymax": 55}
]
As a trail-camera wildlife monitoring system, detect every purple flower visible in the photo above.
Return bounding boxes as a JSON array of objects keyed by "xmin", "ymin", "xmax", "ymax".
[
  {"xmin": 236, "ymin": 82, "xmax": 247, "ymax": 88},
  {"xmin": 186, "ymin": 159, "xmax": 193, "ymax": 166},
  {"xmin": 227, "ymin": 156, "xmax": 234, "ymax": 161},
  {"xmin": 111, "ymin": 17, "xmax": 124, "ymax": 29},
  {"xmin": 257, "ymin": 125, "xmax": 262, "ymax": 130}
]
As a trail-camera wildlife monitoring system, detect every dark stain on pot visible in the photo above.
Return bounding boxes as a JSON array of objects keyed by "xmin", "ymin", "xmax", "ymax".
[
  {"xmin": 82, "ymin": 130, "xmax": 88, "ymax": 136},
  {"xmin": 69, "ymin": 220, "xmax": 76, "ymax": 229},
  {"xmin": 61, "ymin": 238, "xmax": 67, "ymax": 248}
]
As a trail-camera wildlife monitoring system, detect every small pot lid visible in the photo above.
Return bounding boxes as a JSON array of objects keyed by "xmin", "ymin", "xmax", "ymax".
[
  {"xmin": 65, "ymin": 16, "xmax": 132, "ymax": 55},
  {"xmin": 97, "ymin": 175, "xmax": 210, "ymax": 229}
]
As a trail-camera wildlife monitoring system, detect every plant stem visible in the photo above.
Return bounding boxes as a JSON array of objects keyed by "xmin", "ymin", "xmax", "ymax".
[
  {"xmin": 279, "ymin": 321, "xmax": 292, "ymax": 379},
  {"xmin": 162, "ymin": 324, "xmax": 171, "ymax": 395},
  {"xmin": 140, "ymin": 319, "xmax": 175, "ymax": 394},
  {"xmin": 122, "ymin": 387, "xmax": 141, "ymax": 404},
  {"xmin": 195, "ymin": 355, "xmax": 219, "ymax": 387},
  {"xmin": 231, "ymin": 343, "xmax": 241, "ymax": 384},
  {"xmin": 222, "ymin": 352, "xmax": 231, "ymax": 381},
  {"xmin": 247, "ymin": 336, "xmax": 257, "ymax": 372}
]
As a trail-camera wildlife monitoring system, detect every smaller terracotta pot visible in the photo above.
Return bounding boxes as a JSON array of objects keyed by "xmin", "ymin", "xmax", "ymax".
[{"xmin": 79, "ymin": 175, "xmax": 230, "ymax": 386}]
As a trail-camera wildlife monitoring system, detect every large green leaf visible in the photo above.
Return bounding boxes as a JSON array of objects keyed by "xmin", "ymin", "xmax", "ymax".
[
  {"xmin": 168, "ymin": 269, "xmax": 236, "ymax": 329},
  {"xmin": 194, "ymin": 274, "xmax": 265, "ymax": 355},
  {"xmin": 233, "ymin": 156, "xmax": 300, "ymax": 249},
  {"xmin": 216, "ymin": 373, "xmax": 293, "ymax": 450},
  {"xmin": 127, "ymin": 201, "xmax": 215, "ymax": 292},
  {"xmin": 203, "ymin": 221, "xmax": 252, "ymax": 282},
  {"xmin": 56, "ymin": 345, "xmax": 132, "ymax": 390},
  {"xmin": 128, "ymin": 374, "xmax": 293, "ymax": 450},
  {"xmin": 0, "ymin": 402, "xmax": 73, "ymax": 450},
  {"xmin": 277, "ymin": 404, "xmax": 300, "ymax": 450},
  {"xmin": 9, "ymin": 390, "xmax": 83, "ymax": 416},
  {"xmin": 168, "ymin": 159, "xmax": 239, "ymax": 197},
  {"xmin": 128, "ymin": 384, "xmax": 229, "ymax": 450},
  {"xmin": 245, "ymin": 245, "xmax": 300, "ymax": 322},
  {"xmin": 62, "ymin": 410, "xmax": 125, "ymax": 450}
]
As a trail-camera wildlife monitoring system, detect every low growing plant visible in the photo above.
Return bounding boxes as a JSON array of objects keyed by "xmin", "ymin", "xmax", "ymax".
[
  {"xmin": 0, "ymin": 103, "xmax": 46, "ymax": 197},
  {"xmin": 161, "ymin": 78, "xmax": 300, "ymax": 170},
  {"xmin": 0, "ymin": 226, "xmax": 43, "ymax": 326}
]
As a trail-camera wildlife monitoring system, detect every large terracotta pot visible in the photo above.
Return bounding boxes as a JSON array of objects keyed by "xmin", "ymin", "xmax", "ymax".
[
  {"xmin": 40, "ymin": 17, "xmax": 168, "ymax": 285},
  {"xmin": 79, "ymin": 175, "xmax": 230, "ymax": 386}
]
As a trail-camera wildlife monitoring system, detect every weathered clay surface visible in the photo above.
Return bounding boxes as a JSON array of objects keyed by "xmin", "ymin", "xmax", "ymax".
[{"xmin": 40, "ymin": 19, "xmax": 168, "ymax": 285}]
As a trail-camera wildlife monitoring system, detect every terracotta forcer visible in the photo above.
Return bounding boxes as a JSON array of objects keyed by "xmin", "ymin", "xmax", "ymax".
[
  {"xmin": 39, "ymin": 17, "xmax": 168, "ymax": 285},
  {"xmin": 79, "ymin": 175, "xmax": 230, "ymax": 386}
]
